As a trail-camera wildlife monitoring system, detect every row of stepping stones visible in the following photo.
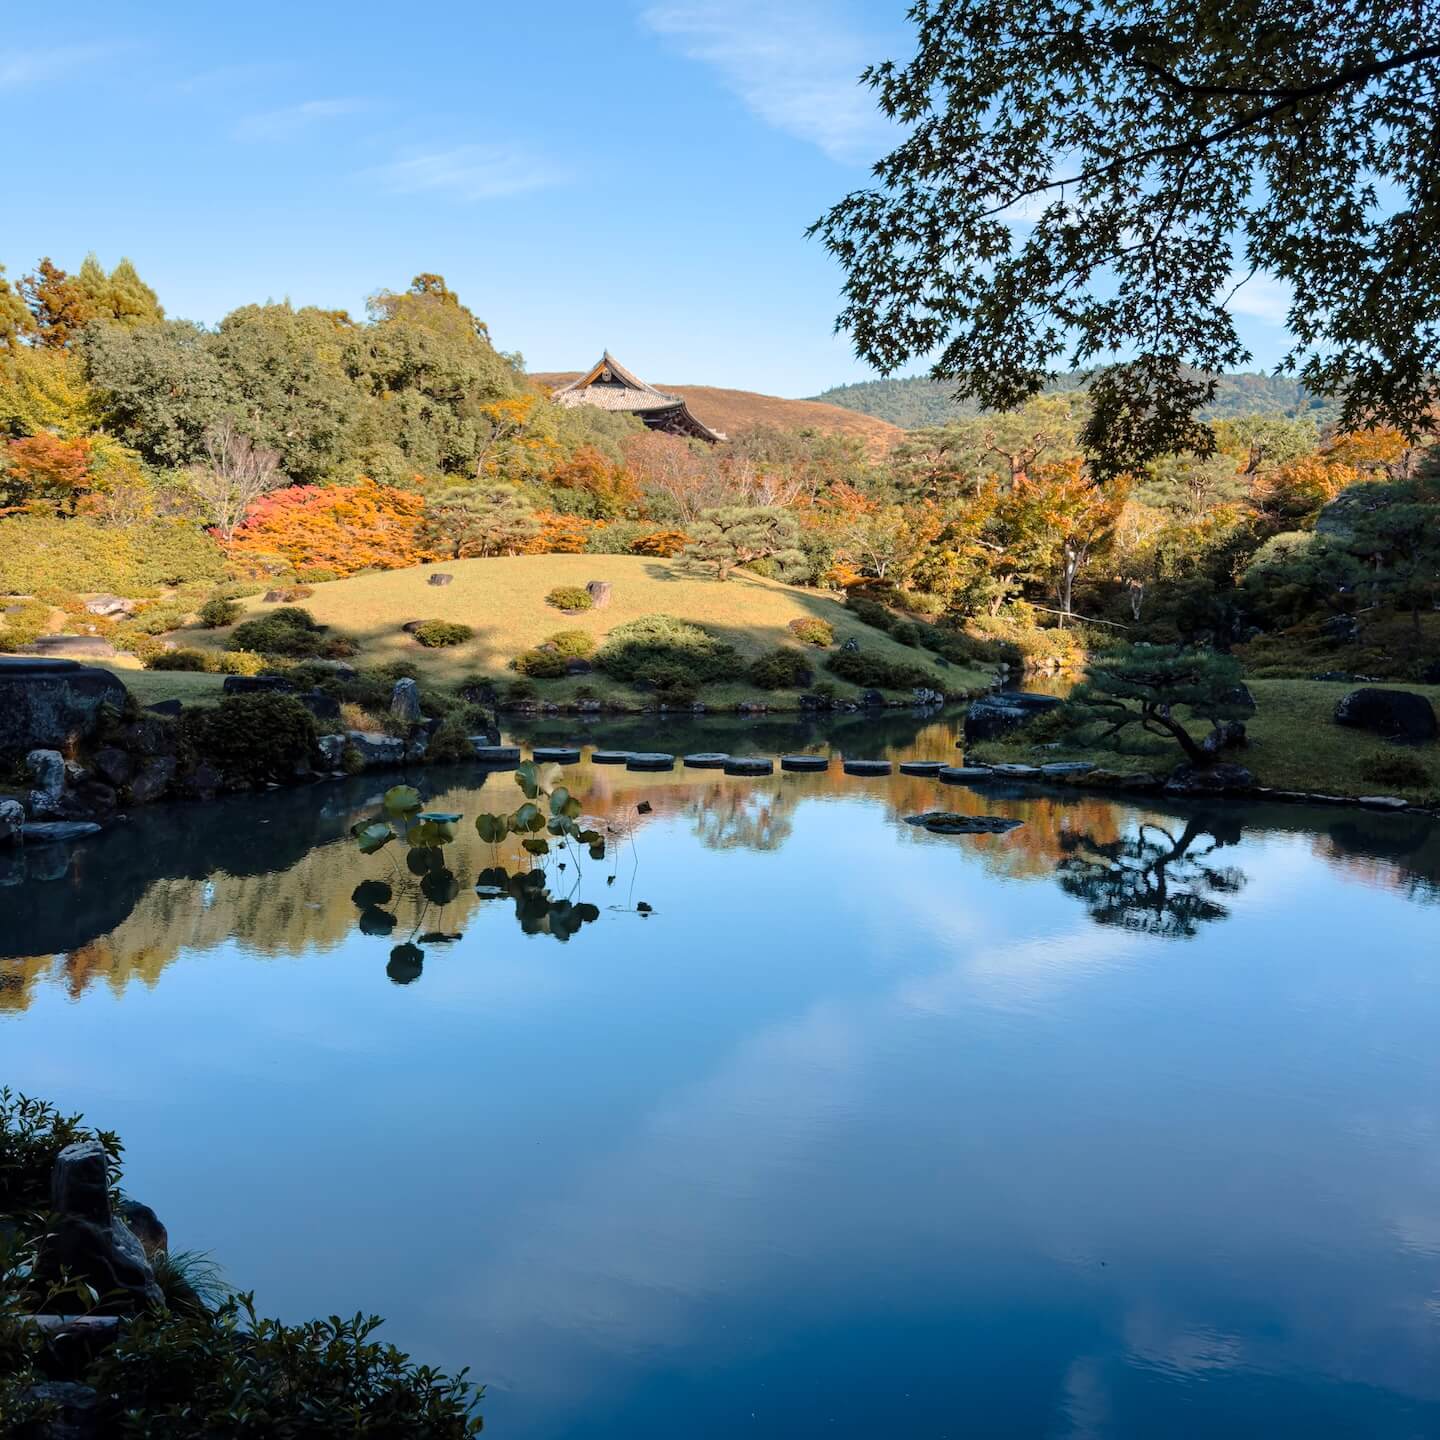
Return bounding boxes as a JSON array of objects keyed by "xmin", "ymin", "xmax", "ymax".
[{"xmin": 470, "ymin": 744, "xmax": 1097, "ymax": 786}]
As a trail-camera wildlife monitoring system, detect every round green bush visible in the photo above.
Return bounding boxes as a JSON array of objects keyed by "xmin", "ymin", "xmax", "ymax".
[
  {"xmin": 411, "ymin": 620, "xmax": 474, "ymax": 649},
  {"xmin": 230, "ymin": 607, "xmax": 325, "ymax": 657},
  {"xmin": 594, "ymin": 614, "xmax": 744, "ymax": 689},
  {"xmin": 213, "ymin": 650, "xmax": 266, "ymax": 676},
  {"xmin": 545, "ymin": 585, "xmax": 594, "ymax": 612},
  {"xmin": 825, "ymin": 649, "xmax": 935, "ymax": 691},
  {"xmin": 787, "ymin": 617, "xmax": 834, "ymax": 648},
  {"xmin": 182, "ymin": 692, "xmax": 318, "ymax": 782},
  {"xmin": 544, "ymin": 629, "xmax": 596, "ymax": 659},
  {"xmin": 198, "ymin": 597, "xmax": 242, "ymax": 628},
  {"xmin": 513, "ymin": 648, "xmax": 569, "ymax": 678},
  {"xmin": 147, "ymin": 648, "xmax": 209, "ymax": 672},
  {"xmin": 747, "ymin": 647, "xmax": 814, "ymax": 690}
]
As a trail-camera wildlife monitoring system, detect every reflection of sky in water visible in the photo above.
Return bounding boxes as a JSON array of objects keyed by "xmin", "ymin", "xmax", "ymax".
[{"xmin": 4, "ymin": 768, "xmax": 1440, "ymax": 1438}]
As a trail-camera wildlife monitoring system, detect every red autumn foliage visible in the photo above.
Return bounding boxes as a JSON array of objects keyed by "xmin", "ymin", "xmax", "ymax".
[{"xmin": 2, "ymin": 432, "xmax": 93, "ymax": 514}]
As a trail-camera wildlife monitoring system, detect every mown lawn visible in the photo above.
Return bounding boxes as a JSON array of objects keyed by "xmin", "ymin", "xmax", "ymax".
[
  {"xmin": 174, "ymin": 554, "xmax": 993, "ymax": 704},
  {"xmin": 92, "ymin": 660, "xmax": 227, "ymax": 707},
  {"xmin": 967, "ymin": 677, "xmax": 1440, "ymax": 803}
]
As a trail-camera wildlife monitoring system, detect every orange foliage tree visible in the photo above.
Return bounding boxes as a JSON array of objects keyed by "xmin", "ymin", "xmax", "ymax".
[
  {"xmin": 524, "ymin": 510, "xmax": 594, "ymax": 555},
  {"xmin": 227, "ymin": 479, "xmax": 433, "ymax": 575},
  {"xmin": 2, "ymin": 432, "xmax": 93, "ymax": 514},
  {"xmin": 544, "ymin": 445, "xmax": 641, "ymax": 519},
  {"xmin": 631, "ymin": 528, "xmax": 689, "ymax": 557}
]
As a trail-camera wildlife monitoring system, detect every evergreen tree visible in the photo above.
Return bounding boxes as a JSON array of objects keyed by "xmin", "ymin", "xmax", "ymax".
[{"xmin": 683, "ymin": 505, "xmax": 805, "ymax": 581}]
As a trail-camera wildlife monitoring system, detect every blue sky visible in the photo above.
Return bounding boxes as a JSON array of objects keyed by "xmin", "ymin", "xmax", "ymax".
[{"xmin": 0, "ymin": 1, "xmax": 1292, "ymax": 397}]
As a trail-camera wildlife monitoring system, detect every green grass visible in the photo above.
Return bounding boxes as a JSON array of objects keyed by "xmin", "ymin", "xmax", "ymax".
[
  {"xmin": 969, "ymin": 678, "xmax": 1440, "ymax": 803},
  {"xmin": 173, "ymin": 554, "xmax": 992, "ymax": 705},
  {"xmin": 92, "ymin": 661, "xmax": 228, "ymax": 707}
]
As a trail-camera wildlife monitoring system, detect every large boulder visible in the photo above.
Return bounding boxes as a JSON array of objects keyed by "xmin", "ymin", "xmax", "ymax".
[
  {"xmin": 38, "ymin": 1140, "xmax": 163, "ymax": 1314},
  {"xmin": 84, "ymin": 594, "xmax": 135, "ymax": 618},
  {"xmin": 390, "ymin": 677, "xmax": 422, "ymax": 724},
  {"xmin": 23, "ymin": 634, "xmax": 120, "ymax": 659},
  {"xmin": 0, "ymin": 657, "xmax": 127, "ymax": 755},
  {"xmin": 1334, "ymin": 687, "xmax": 1437, "ymax": 743},
  {"xmin": 1164, "ymin": 762, "xmax": 1255, "ymax": 795},
  {"xmin": 963, "ymin": 690, "xmax": 1064, "ymax": 743},
  {"xmin": 0, "ymin": 797, "xmax": 22, "ymax": 848}
]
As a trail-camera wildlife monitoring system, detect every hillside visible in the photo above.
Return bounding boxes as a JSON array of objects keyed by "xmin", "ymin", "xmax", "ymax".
[
  {"xmin": 810, "ymin": 372, "xmax": 1342, "ymax": 430},
  {"xmin": 172, "ymin": 554, "xmax": 988, "ymax": 706},
  {"xmin": 531, "ymin": 374, "xmax": 903, "ymax": 454}
]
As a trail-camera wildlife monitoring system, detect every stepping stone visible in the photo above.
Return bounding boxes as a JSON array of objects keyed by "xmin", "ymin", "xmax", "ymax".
[
  {"xmin": 724, "ymin": 757, "xmax": 774, "ymax": 775},
  {"xmin": 938, "ymin": 766, "xmax": 994, "ymax": 784},
  {"xmin": 684, "ymin": 752, "xmax": 730, "ymax": 768},
  {"xmin": 905, "ymin": 812, "xmax": 1024, "ymax": 835},
  {"xmin": 780, "ymin": 755, "xmax": 829, "ymax": 772},
  {"xmin": 532, "ymin": 746, "xmax": 581, "ymax": 764},
  {"xmin": 898, "ymin": 760, "xmax": 943, "ymax": 776},
  {"xmin": 1040, "ymin": 762, "xmax": 1095, "ymax": 777},
  {"xmin": 843, "ymin": 759, "xmax": 892, "ymax": 775},
  {"xmin": 471, "ymin": 744, "xmax": 521, "ymax": 764},
  {"xmin": 989, "ymin": 763, "xmax": 1041, "ymax": 778},
  {"xmin": 591, "ymin": 750, "xmax": 632, "ymax": 765},
  {"xmin": 627, "ymin": 752, "xmax": 675, "ymax": 772}
]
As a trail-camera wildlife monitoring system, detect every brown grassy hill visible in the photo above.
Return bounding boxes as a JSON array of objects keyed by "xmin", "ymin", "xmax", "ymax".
[{"xmin": 532, "ymin": 373, "xmax": 902, "ymax": 455}]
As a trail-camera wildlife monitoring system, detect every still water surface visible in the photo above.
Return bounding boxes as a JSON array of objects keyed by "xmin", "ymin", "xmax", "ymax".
[{"xmin": 4, "ymin": 712, "xmax": 1440, "ymax": 1438}]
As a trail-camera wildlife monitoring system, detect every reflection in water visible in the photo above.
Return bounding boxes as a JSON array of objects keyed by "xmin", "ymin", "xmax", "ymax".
[
  {"xmin": 1055, "ymin": 813, "xmax": 1246, "ymax": 938},
  {"xmin": 5, "ymin": 706, "xmax": 1440, "ymax": 1438}
]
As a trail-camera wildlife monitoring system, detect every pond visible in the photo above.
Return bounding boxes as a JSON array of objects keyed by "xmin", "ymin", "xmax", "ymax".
[{"xmin": 5, "ymin": 710, "xmax": 1440, "ymax": 1437}]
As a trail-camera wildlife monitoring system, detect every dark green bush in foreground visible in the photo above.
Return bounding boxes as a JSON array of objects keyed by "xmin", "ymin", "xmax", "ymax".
[
  {"xmin": 182, "ymin": 692, "xmax": 317, "ymax": 782},
  {"xmin": 230, "ymin": 607, "xmax": 326, "ymax": 657},
  {"xmin": 411, "ymin": 620, "xmax": 474, "ymax": 649},
  {"xmin": 747, "ymin": 647, "xmax": 813, "ymax": 690},
  {"xmin": 594, "ymin": 614, "xmax": 744, "ymax": 691}
]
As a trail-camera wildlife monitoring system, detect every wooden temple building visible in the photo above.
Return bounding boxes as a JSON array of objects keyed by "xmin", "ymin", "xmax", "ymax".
[{"xmin": 551, "ymin": 353, "xmax": 725, "ymax": 443}]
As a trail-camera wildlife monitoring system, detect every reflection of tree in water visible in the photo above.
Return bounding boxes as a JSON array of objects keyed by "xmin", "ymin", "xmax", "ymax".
[
  {"xmin": 687, "ymin": 784, "xmax": 797, "ymax": 852},
  {"xmin": 1056, "ymin": 814, "xmax": 1246, "ymax": 939}
]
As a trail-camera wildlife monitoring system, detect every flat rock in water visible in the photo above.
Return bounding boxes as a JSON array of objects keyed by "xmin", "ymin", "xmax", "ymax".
[
  {"xmin": 898, "ymin": 760, "xmax": 943, "ymax": 776},
  {"xmin": 22, "ymin": 821, "xmax": 102, "ymax": 844},
  {"xmin": 684, "ymin": 752, "xmax": 729, "ymax": 768},
  {"xmin": 989, "ymin": 763, "xmax": 1041, "ymax": 778},
  {"xmin": 843, "ymin": 759, "xmax": 892, "ymax": 775},
  {"xmin": 627, "ymin": 752, "xmax": 675, "ymax": 771},
  {"xmin": 938, "ymin": 766, "xmax": 994, "ymax": 784},
  {"xmin": 1359, "ymin": 795, "xmax": 1408, "ymax": 809},
  {"xmin": 906, "ymin": 812, "xmax": 1024, "ymax": 835},
  {"xmin": 1040, "ymin": 761, "xmax": 1095, "ymax": 776},
  {"xmin": 472, "ymin": 744, "xmax": 521, "ymax": 764},
  {"xmin": 532, "ymin": 746, "xmax": 581, "ymax": 764},
  {"xmin": 724, "ymin": 757, "xmax": 774, "ymax": 775},
  {"xmin": 591, "ymin": 750, "xmax": 632, "ymax": 764},
  {"xmin": 780, "ymin": 755, "xmax": 829, "ymax": 772}
]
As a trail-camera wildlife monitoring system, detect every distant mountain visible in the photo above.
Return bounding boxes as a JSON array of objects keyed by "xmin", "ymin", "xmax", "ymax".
[
  {"xmin": 533, "ymin": 374, "xmax": 904, "ymax": 454},
  {"xmin": 809, "ymin": 372, "xmax": 1340, "ymax": 430}
]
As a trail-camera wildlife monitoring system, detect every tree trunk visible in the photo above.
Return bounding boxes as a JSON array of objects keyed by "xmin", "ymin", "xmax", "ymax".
[{"xmin": 586, "ymin": 581, "xmax": 613, "ymax": 610}]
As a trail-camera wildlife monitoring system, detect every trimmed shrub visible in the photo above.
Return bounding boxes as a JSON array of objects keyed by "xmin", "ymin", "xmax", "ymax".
[
  {"xmin": 891, "ymin": 621, "xmax": 922, "ymax": 648},
  {"xmin": 504, "ymin": 678, "xmax": 538, "ymax": 704},
  {"xmin": 211, "ymin": 582, "xmax": 265, "ymax": 601},
  {"xmin": 230, "ymin": 607, "xmax": 326, "ymax": 657},
  {"xmin": 544, "ymin": 629, "xmax": 596, "ymax": 659},
  {"xmin": 426, "ymin": 713, "xmax": 477, "ymax": 764},
  {"xmin": 594, "ymin": 614, "xmax": 744, "ymax": 690},
  {"xmin": 294, "ymin": 567, "xmax": 342, "ymax": 583},
  {"xmin": 182, "ymin": 692, "xmax": 317, "ymax": 782},
  {"xmin": 748, "ymin": 647, "xmax": 813, "ymax": 690},
  {"xmin": 787, "ymin": 617, "xmax": 834, "ymax": 648},
  {"xmin": 318, "ymin": 634, "xmax": 359, "ymax": 659},
  {"xmin": 825, "ymin": 649, "xmax": 936, "ymax": 691},
  {"xmin": 213, "ymin": 650, "xmax": 266, "ymax": 676},
  {"xmin": 513, "ymin": 648, "xmax": 569, "ymax": 679},
  {"xmin": 412, "ymin": 620, "xmax": 474, "ymax": 648},
  {"xmin": 197, "ymin": 597, "xmax": 242, "ymax": 628},
  {"xmin": 583, "ymin": 520, "xmax": 653, "ymax": 555},
  {"xmin": 263, "ymin": 585, "xmax": 315, "ymax": 603},
  {"xmin": 545, "ymin": 585, "xmax": 593, "ymax": 612},
  {"xmin": 846, "ymin": 594, "xmax": 899, "ymax": 634},
  {"xmin": 147, "ymin": 649, "xmax": 209, "ymax": 672}
]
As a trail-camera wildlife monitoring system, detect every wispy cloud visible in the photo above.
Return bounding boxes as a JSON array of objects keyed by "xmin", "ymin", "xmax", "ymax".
[
  {"xmin": 370, "ymin": 144, "xmax": 566, "ymax": 202},
  {"xmin": 0, "ymin": 44, "xmax": 116, "ymax": 91},
  {"xmin": 234, "ymin": 97, "xmax": 370, "ymax": 141},
  {"xmin": 1222, "ymin": 268, "xmax": 1293, "ymax": 325},
  {"xmin": 641, "ymin": 1, "xmax": 897, "ymax": 164}
]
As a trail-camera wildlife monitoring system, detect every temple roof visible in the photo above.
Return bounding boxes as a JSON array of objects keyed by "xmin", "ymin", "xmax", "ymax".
[{"xmin": 551, "ymin": 352, "xmax": 725, "ymax": 442}]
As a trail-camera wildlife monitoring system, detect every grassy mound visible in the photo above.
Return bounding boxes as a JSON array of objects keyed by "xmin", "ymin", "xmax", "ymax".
[{"xmin": 164, "ymin": 555, "xmax": 990, "ymax": 705}]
